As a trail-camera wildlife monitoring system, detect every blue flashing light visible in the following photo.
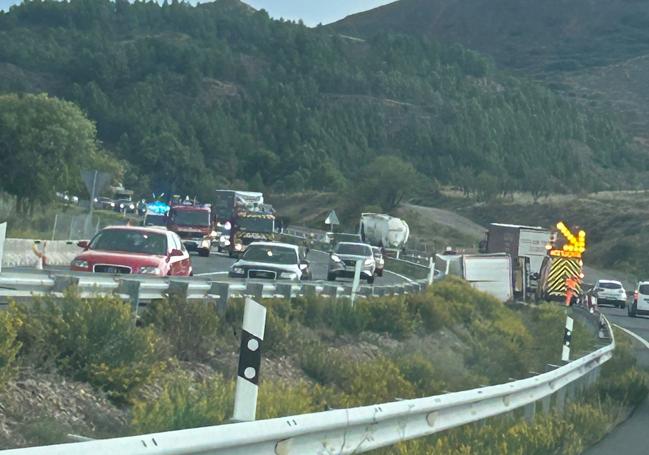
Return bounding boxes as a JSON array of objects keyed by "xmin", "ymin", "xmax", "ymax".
[{"xmin": 146, "ymin": 201, "xmax": 170, "ymax": 215}]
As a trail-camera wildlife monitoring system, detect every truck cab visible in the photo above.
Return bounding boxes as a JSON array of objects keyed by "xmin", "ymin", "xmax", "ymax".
[
  {"xmin": 167, "ymin": 201, "xmax": 214, "ymax": 257},
  {"xmin": 229, "ymin": 210, "xmax": 275, "ymax": 258}
]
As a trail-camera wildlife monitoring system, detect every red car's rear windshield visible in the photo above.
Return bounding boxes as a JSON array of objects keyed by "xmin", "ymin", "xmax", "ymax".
[{"xmin": 90, "ymin": 229, "xmax": 167, "ymax": 255}]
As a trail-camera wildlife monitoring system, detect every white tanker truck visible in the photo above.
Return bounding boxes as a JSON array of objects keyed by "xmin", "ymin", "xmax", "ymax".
[{"xmin": 359, "ymin": 213, "xmax": 410, "ymax": 249}]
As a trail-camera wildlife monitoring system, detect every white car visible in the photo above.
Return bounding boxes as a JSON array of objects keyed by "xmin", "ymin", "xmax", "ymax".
[
  {"xmin": 629, "ymin": 281, "xmax": 649, "ymax": 317},
  {"xmin": 327, "ymin": 242, "xmax": 376, "ymax": 284},
  {"xmin": 593, "ymin": 279, "xmax": 627, "ymax": 308},
  {"xmin": 229, "ymin": 242, "xmax": 312, "ymax": 281}
]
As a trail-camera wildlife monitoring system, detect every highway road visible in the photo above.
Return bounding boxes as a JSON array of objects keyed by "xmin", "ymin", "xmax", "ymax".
[
  {"xmin": 584, "ymin": 304, "xmax": 649, "ymax": 455},
  {"xmin": 4, "ymin": 249, "xmax": 413, "ymax": 287}
]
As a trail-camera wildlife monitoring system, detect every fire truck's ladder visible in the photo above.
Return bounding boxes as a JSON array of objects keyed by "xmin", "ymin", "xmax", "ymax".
[{"xmin": 546, "ymin": 258, "xmax": 582, "ymax": 297}]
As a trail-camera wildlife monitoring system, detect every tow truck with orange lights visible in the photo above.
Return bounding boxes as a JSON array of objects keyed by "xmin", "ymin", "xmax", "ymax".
[{"xmin": 536, "ymin": 222, "xmax": 587, "ymax": 302}]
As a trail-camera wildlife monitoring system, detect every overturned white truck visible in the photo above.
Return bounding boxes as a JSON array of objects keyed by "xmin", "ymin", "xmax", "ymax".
[{"xmin": 359, "ymin": 213, "xmax": 410, "ymax": 249}]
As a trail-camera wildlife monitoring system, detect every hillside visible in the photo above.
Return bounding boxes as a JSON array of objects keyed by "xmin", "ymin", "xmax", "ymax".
[
  {"xmin": 0, "ymin": 0, "xmax": 643, "ymax": 202},
  {"xmin": 332, "ymin": 0, "xmax": 649, "ymax": 139}
]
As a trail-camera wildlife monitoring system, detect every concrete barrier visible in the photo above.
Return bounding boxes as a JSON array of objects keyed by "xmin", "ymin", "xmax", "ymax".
[{"xmin": 1, "ymin": 239, "xmax": 82, "ymax": 268}]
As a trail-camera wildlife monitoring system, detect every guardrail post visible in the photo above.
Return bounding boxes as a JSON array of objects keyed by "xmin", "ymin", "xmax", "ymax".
[
  {"xmin": 275, "ymin": 283, "xmax": 292, "ymax": 300},
  {"xmin": 350, "ymin": 260, "xmax": 363, "ymax": 306},
  {"xmin": 115, "ymin": 279, "xmax": 141, "ymax": 315},
  {"xmin": 322, "ymin": 284, "xmax": 338, "ymax": 299},
  {"xmin": 540, "ymin": 396, "xmax": 551, "ymax": 415},
  {"xmin": 208, "ymin": 282, "xmax": 230, "ymax": 315},
  {"xmin": 232, "ymin": 298, "xmax": 266, "ymax": 422},
  {"xmin": 52, "ymin": 275, "xmax": 80, "ymax": 294},
  {"xmin": 523, "ymin": 402, "xmax": 535, "ymax": 422},
  {"xmin": 302, "ymin": 283, "xmax": 317, "ymax": 298},
  {"xmin": 0, "ymin": 222, "xmax": 6, "ymax": 274},
  {"xmin": 246, "ymin": 282, "xmax": 264, "ymax": 300},
  {"xmin": 555, "ymin": 387, "xmax": 567, "ymax": 412},
  {"xmin": 168, "ymin": 281, "xmax": 189, "ymax": 299},
  {"xmin": 373, "ymin": 286, "xmax": 386, "ymax": 297}
]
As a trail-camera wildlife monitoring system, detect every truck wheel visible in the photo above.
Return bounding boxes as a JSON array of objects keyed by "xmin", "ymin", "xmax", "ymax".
[
  {"xmin": 327, "ymin": 272, "xmax": 336, "ymax": 281},
  {"xmin": 367, "ymin": 275, "xmax": 375, "ymax": 285},
  {"xmin": 198, "ymin": 248, "xmax": 210, "ymax": 257}
]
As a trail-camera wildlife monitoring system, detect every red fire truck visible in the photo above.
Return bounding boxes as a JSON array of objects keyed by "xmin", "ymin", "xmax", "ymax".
[{"xmin": 167, "ymin": 200, "xmax": 214, "ymax": 257}]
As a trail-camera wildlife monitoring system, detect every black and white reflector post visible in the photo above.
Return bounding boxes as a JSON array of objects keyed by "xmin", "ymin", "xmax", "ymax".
[
  {"xmin": 232, "ymin": 298, "xmax": 267, "ymax": 422},
  {"xmin": 562, "ymin": 316, "xmax": 574, "ymax": 362}
]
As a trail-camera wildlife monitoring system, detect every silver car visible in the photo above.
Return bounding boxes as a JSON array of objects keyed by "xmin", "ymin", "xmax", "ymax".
[{"xmin": 327, "ymin": 242, "xmax": 376, "ymax": 284}]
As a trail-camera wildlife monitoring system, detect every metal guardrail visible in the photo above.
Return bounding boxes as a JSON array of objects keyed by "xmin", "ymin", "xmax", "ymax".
[
  {"xmin": 1, "ymin": 317, "xmax": 614, "ymax": 455},
  {"xmin": 0, "ymin": 270, "xmax": 429, "ymax": 305}
]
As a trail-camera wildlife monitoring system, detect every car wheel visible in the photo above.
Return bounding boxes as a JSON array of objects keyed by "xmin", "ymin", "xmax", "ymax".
[
  {"xmin": 198, "ymin": 248, "xmax": 210, "ymax": 257},
  {"xmin": 377, "ymin": 269, "xmax": 383, "ymax": 277},
  {"xmin": 620, "ymin": 302, "xmax": 626, "ymax": 309},
  {"xmin": 367, "ymin": 275, "xmax": 375, "ymax": 285},
  {"xmin": 327, "ymin": 272, "xmax": 336, "ymax": 281}
]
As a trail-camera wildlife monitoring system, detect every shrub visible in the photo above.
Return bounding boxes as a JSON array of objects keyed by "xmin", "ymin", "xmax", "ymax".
[
  {"xmin": 0, "ymin": 305, "xmax": 22, "ymax": 389},
  {"xmin": 364, "ymin": 296, "xmax": 416, "ymax": 340},
  {"xmin": 131, "ymin": 372, "xmax": 233, "ymax": 433},
  {"xmin": 257, "ymin": 380, "xmax": 329, "ymax": 419},
  {"xmin": 18, "ymin": 290, "xmax": 162, "ymax": 401},
  {"xmin": 395, "ymin": 354, "xmax": 445, "ymax": 397},
  {"xmin": 143, "ymin": 295, "xmax": 220, "ymax": 361}
]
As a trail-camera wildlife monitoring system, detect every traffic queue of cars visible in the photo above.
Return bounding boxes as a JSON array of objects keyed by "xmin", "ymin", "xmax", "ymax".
[
  {"xmin": 69, "ymin": 224, "xmax": 383, "ymax": 285},
  {"xmin": 587, "ymin": 278, "xmax": 649, "ymax": 319}
]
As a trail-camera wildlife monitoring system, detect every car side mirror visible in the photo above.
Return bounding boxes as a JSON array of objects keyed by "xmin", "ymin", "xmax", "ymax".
[
  {"xmin": 169, "ymin": 249, "xmax": 184, "ymax": 257},
  {"xmin": 77, "ymin": 240, "xmax": 89, "ymax": 249}
]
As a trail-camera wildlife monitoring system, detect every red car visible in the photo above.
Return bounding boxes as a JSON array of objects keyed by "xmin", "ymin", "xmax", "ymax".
[{"xmin": 71, "ymin": 226, "xmax": 192, "ymax": 276}]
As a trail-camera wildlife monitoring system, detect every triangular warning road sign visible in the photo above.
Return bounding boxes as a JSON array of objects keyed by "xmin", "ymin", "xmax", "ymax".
[{"xmin": 324, "ymin": 210, "xmax": 340, "ymax": 226}]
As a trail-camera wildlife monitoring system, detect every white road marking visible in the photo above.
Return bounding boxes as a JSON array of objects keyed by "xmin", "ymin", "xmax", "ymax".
[
  {"xmin": 384, "ymin": 269, "xmax": 416, "ymax": 284},
  {"xmin": 613, "ymin": 324, "xmax": 649, "ymax": 350},
  {"xmin": 195, "ymin": 271, "xmax": 229, "ymax": 277}
]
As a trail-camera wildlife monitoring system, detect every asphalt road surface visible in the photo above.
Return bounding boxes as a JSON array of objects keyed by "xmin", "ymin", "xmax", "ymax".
[{"xmin": 584, "ymin": 304, "xmax": 649, "ymax": 455}]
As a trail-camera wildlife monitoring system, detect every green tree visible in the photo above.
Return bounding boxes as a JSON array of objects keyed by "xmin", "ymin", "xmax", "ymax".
[
  {"xmin": 0, "ymin": 93, "xmax": 118, "ymax": 211},
  {"xmin": 354, "ymin": 156, "xmax": 424, "ymax": 212}
]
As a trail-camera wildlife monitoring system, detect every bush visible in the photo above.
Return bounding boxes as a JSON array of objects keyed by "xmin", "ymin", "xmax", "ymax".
[
  {"xmin": 257, "ymin": 380, "xmax": 329, "ymax": 419},
  {"xmin": 131, "ymin": 372, "xmax": 233, "ymax": 433},
  {"xmin": 17, "ymin": 290, "xmax": 162, "ymax": 401},
  {"xmin": 395, "ymin": 354, "xmax": 445, "ymax": 397},
  {"xmin": 143, "ymin": 295, "xmax": 220, "ymax": 361},
  {"xmin": 0, "ymin": 305, "xmax": 22, "ymax": 389}
]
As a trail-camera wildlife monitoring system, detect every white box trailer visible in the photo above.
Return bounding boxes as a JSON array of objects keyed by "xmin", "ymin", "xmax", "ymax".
[
  {"xmin": 462, "ymin": 253, "xmax": 513, "ymax": 302},
  {"xmin": 486, "ymin": 223, "xmax": 550, "ymax": 276}
]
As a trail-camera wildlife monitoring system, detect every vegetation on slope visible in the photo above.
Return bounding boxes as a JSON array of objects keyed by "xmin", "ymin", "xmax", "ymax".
[
  {"xmin": 0, "ymin": 0, "xmax": 641, "ymax": 206},
  {"xmin": 1, "ymin": 277, "xmax": 645, "ymax": 451}
]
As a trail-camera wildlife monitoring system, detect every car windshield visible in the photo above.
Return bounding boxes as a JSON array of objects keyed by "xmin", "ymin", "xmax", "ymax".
[
  {"xmin": 639, "ymin": 284, "xmax": 649, "ymax": 294},
  {"xmin": 599, "ymin": 282, "xmax": 622, "ymax": 289},
  {"xmin": 90, "ymin": 229, "xmax": 167, "ymax": 255},
  {"xmin": 242, "ymin": 245, "xmax": 297, "ymax": 265},
  {"xmin": 171, "ymin": 210, "xmax": 210, "ymax": 226},
  {"xmin": 336, "ymin": 243, "xmax": 372, "ymax": 256}
]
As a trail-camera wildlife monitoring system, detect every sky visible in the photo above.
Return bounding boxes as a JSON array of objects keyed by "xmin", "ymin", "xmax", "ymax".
[{"xmin": 0, "ymin": 0, "xmax": 397, "ymax": 26}]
